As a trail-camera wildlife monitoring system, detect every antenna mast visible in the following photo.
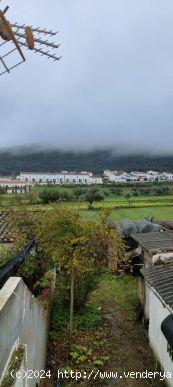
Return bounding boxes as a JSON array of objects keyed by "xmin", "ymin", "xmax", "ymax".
[{"xmin": 0, "ymin": 1, "xmax": 61, "ymax": 75}]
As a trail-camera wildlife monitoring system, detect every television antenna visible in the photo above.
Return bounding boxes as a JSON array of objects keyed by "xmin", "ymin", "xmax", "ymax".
[{"xmin": 0, "ymin": 1, "xmax": 61, "ymax": 76}]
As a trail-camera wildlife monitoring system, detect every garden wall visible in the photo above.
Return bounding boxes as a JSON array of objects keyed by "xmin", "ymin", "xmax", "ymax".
[{"xmin": 0, "ymin": 277, "xmax": 49, "ymax": 386}]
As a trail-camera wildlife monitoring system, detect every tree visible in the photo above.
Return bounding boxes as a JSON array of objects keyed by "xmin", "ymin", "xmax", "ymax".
[
  {"xmin": 39, "ymin": 188, "xmax": 60, "ymax": 204},
  {"xmin": 84, "ymin": 187, "xmax": 104, "ymax": 209},
  {"xmin": 125, "ymin": 193, "xmax": 132, "ymax": 207},
  {"xmin": 35, "ymin": 207, "xmax": 103, "ymax": 345},
  {"xmin": 74, "ymin": 187, "xmax": 87, "ymax": 200},
  {"xmin": 59, "ymin": 190, "xmax": 74, "ymax": 202},
  {"xmin": 132, "ymin": 189, "xmax": 139, "ymax": 197},
  {"xmin": 110, "ymin": 187, "xmax": 123, "ymax": 196},
  {"xmin": 12, "ymin": 206, "xmax": 125, "ymax": 347}
]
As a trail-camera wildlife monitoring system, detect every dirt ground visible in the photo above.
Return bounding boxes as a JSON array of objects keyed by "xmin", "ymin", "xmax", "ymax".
[
  {"xmin": 100, "ymin": 309, "xmax": 164, "ymax": 386},
  {"xmin": 46, "ymin": 274, "xmax": 165, "ymax": 387}
]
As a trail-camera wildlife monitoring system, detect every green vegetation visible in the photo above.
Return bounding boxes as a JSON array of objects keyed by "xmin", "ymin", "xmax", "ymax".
[
  {"xmin": 90, "ymin": 271, "xmax": 138, "ymax": 312},
  {"xmin": 0, "ymin": 246, "xmax": 12, "ymax": 268},
  {"xmin": 1, "ymin": 182, "xmax": 173, "ymax": 223},
  {"xmin": 1, "ymin": 345, "xmax": 25, "ymax": 387},
  {"xmin": 48, "ymin": 272, "xmax": 160, "ymax": 386},
  {"xmin": 6, "ymin": 181, "xmax": 165, "ymax": 385},
  {"xmin": 12, "ymin": 206, "xmax": 124, "ymax": 346},
  {"xmin": 83, "ymin": 187, "xmax": 104, "ymax": 209}
]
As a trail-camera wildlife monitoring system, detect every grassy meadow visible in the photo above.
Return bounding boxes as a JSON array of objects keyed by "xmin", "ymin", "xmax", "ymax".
[{"xmin": 0, "ymin": 183, "xmax": 173, "ymax": 222}]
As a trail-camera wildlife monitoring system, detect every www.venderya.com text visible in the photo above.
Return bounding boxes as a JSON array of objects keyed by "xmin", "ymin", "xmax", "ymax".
[
  {"xmin": 56, "ymin": 369, "xmax": 172, "ymax": 382},
  {"xmin": 10, "ymin": 368, "xmax": 172, "ymax": 382}
]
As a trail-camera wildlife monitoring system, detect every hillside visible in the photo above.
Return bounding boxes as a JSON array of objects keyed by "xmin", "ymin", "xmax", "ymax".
[{"xmin": 0, "ymin": 148, "xmax": 173, "ymax": 176}]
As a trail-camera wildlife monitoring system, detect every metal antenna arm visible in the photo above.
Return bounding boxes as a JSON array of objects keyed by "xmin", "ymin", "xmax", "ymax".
[
  {"xmin": 3, "ymin": 6, "xmax": 9, "ymax": 14},
  {"xmin": 0, "ymin": 5, "xmax": 61, "ymax": 76},
  {"xmin": 13, "ymin": 31, "xmax": 60, "ymax": 49}
]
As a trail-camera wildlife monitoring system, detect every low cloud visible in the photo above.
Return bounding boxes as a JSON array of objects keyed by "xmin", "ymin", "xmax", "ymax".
[{"xmin": 1, "ymin": 0, "xmax": 173, "ymax": 154}]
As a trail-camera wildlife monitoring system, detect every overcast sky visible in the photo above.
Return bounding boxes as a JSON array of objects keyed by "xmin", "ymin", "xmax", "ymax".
[{"xmin": 1, "ymin": 0, "xmax": 173, "ymax": 153}]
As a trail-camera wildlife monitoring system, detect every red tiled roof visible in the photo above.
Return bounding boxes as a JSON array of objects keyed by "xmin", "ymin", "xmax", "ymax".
[{"xmin": 0, "ymin": 180, "xmax": 27, "ymax": 185}]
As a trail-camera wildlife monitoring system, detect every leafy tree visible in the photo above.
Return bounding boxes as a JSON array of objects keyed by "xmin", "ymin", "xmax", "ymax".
[
  {"xmin": 0, "ymin": 188, "xmax": 5, "ymax": 195},
  {"xmin": 74, "ymin": 187, "xmax": 87, "ymax": 200},
  {"xmin": 59, "ymin": 190, "xmax": 74, "ymax": 202},
  {"xmin": 39, "ymin": 188, "xmax": 60, "ymax": 204},
  {"xmin": 12, "ymin": 206, "xmax": 124, "ymax": 346},
  {"xmin": 125, "ymin": 193, "xmax": 132, "ymax": 207},
  {"xmin": 132, "ymin": 189, "xmax": 139, "ymax": 197},
  {"xmin": 36, "ymin": 207, "xmax": 102, "ymax": 344},
  {"xmin": 84, "ymin": 187, "xmax": 104, "ymax": 209},
  {"xmin": 109, "ymin": 187, "xmax": 123, "ymax": 195}
]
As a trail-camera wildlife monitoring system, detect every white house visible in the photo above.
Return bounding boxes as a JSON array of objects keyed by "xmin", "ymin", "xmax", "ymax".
[
  {"xmin": 146, "ymin": 171, "xmax": 159, "ymax": 182},
  {"xmin": 140, "ymin": 262, "xmax": 173, "ymax": 386},
  {"xmin": 104, "ymin": 170, "xmax": 128, "ymax": 183},
  {"xmin": 90, "ymin": 176, "xmax": 103, "ymax": 185},
  {"xmin": 0, "ymin": 179, "xmax": 29, "ymax": 193},
  {"xmin": 128, "ymin": 172, "xmax": 142, "ymax": 182},
  {"xmin": 158, "ymin": 173, "xmax": 173, "ymax": 182},
  {"xmin": 19, "ymin": 171, "xmax": 103, "ymax": 185}
]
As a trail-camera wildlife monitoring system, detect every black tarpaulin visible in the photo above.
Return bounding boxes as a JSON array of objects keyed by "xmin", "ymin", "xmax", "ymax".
[{"xmin": 161, "ymin": 314, "xmax": 173, "ymax": 347}]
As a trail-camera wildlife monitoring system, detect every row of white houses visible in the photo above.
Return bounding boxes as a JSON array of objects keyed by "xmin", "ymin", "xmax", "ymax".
[
  {"xmin": 104, "ymin": 170, "xmax": 173, "ymax": 183},
  {"xmin": 2, "ymin": 169, "xmax": 173, "ymax": 189},
  {"xmin": 19, "ymin": 171, "xmax": 103, "ymax": 185}
]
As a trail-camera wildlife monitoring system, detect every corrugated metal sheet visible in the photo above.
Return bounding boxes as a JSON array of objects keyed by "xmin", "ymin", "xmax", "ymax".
[
  {"xmin": 131, "ymin": 231, "xmax": 173, "ymax": 253},
  {"xmin": 141, "ymin": 262, "xmax": 173, "ymax": 309},
  {"xmin": 0, "ymin": 212, "xmax": 14, "ymax": 243}
]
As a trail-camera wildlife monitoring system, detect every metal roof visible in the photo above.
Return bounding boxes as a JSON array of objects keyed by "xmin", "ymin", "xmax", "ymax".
[
  {"xmin": 141, "ymin": 262, "xmax": 173, "ymax": 309},
  {"xmin": 0, "ymin": 212, "xmax": 14, "ymax": 243},
  {"xmin": 131, "ymin": 231, "xmax": 173, "ymax": 253},
  {"xmin": 0, "ymin": 211, "xmax": 40, "ymax": 244}
]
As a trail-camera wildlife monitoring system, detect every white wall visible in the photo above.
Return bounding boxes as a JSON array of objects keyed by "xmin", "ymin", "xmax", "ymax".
[
  {"xmin": 148, "ymin": 287, "xmax": 173, "ymax": 386},
  {"xmin": 0, "ymin": 277, "xmax": 49, "ymax": 387},
  {"xmin": 20, "ymin": 172, "xmax": 94, "ymax": 184}
]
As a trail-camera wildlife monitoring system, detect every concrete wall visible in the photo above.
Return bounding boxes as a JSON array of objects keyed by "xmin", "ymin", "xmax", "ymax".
[
  {"xmin": 138, "ymin": 277, "xmax": 150, "ymax": 319},
  {"xmin": 148, "ymin": 287, "xmax": 173, "ymax": 386},
  {"xmin": 0, "ymin": 277, "xmax": 49, "ymax": 386}
]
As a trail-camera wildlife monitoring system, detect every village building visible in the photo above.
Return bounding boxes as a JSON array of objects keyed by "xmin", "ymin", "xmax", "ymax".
[
  {"xmin": 90, "ymin": 175, "xmax": 103, "ymax": 185},
  {"xmin": 104, "ymin": 169, "xmax": 173, "ymax": 183},
  {"xmin": 145, "ymin": 171, "xmax": 159, "ymax": 181},
  {"xmin": 0, "ymin": 179, "xmax": 29, "ymax": 194},
  {"xmin": 19, "ymin": 171, "xmax": 103, "ymax": 185},
  {"xmin": 140, "ymin": 262, "xmax": 173, "ymax": 386},
  {"xmin": 131, "ymin": 231, "xmax": 173, "ymax": 268},
  {"xmin": 104, "ymin": 170, "xmax": 128, "ymax": 183},
  {"xmin": 158, "ymin": 172, "xmax": 173, "ymax": 182},
  {"xmin": 128, "ymin": 172, "xmax": 146, "ymax": 182}
]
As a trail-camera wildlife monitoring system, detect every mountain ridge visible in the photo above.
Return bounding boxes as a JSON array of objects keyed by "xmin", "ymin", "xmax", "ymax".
[{"xmin": 0, "ymin": 149, "xmax": 173, "ymax": 176}]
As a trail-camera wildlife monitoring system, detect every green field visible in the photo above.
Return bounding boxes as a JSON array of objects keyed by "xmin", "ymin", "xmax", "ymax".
[
  {"xmin": 80, "ymin": 206, "xmax": 173, "ymax": 221},
  {"xmin": 1, "ymin": 189, "xmax": 173, "ymax": 222}
]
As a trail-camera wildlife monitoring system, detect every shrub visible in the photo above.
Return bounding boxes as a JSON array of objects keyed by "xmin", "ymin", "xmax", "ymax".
[
  {"xmin": 39, "ymin": 188, "xmax": 60, "ymax": 203},
  {"xmin": 74, "ymin": 187, "xmax": 87, "ymax": 200},
  {"xmin": 74, "ymin": 306, "xmax": 101, "ymax": 329},
  {"xmin": 74, "ymin": 271, "xmax": 99, "ymax": 311},
  {"xmin": 59, "ymin": 190, "xmax": 74, "ymax": 201},
  {"xmin": 109, "ymin": 187, "xmax": 123, "ymax": 195}
]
